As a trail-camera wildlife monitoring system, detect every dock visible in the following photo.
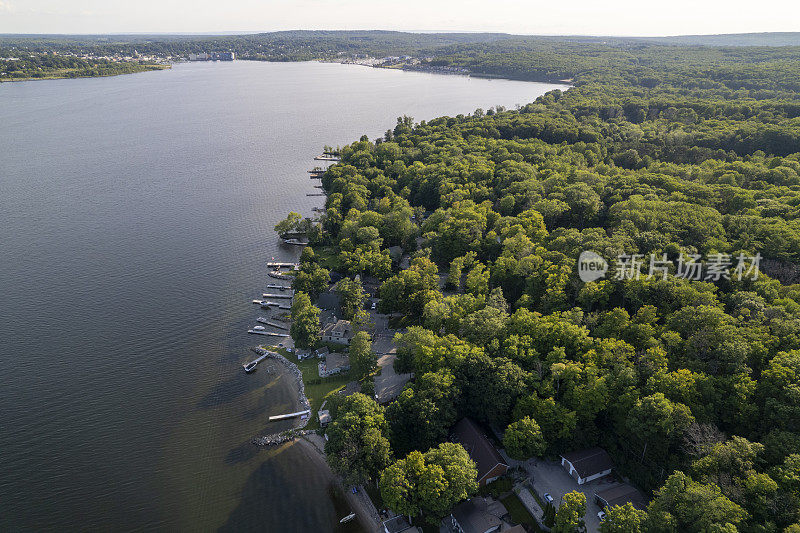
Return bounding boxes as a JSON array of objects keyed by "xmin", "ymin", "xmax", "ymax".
[
  {"xmin": 256, "ymin": 317, "xmax": 289, "ymax": 330},
  {"xmin": 248, "ymin": 329, "xmax": 290, "ymax": 337},
  {"xmin": 269, "ymin": 409, "xmax": 310, "ymax": 422},
  {"xmin": 314, "ymin": 155, "xmax": 340, "ymax": 161},
  {"xmin": 243, "ymin": 352, "xmax": 270, "ymax": 372},
  {"xmin": 262, "ymin": 293, "xmax": 293, "ymax": 299},
  {"xmin": 306, "ymin": 193, "xmax": 325, "ymax": 197},
  {"xmin": 266, "ymin": 262, "xmax": 298, "ymax": 269},
  {"xmin": 266, "ymin": 283, "xmax": 290, "ymax": 290}
]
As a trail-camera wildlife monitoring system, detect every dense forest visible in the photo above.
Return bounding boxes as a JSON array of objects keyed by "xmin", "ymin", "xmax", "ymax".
[{"xmin": 274, "ymin": 37, "xmax": 800, "ymax": 532}]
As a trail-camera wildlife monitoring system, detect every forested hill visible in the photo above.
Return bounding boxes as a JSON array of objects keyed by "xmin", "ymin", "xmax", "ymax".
[{"xmin": 277, "ymin": 38, "xmax": 800, "ymax": 532}]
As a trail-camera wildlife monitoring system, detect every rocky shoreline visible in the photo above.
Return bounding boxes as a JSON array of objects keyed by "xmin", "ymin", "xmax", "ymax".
[{"xmin": 251, "ymin": 346, "xmax": 313, "ymax": 446}]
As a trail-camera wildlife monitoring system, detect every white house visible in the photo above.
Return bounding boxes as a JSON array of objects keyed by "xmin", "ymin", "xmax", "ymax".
[{"xmin": 560, "ymin": 447, "xmax": 614, "ymax": 485}]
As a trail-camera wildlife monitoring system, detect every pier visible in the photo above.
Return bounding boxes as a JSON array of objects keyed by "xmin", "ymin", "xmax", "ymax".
[
  {"xmin": 314, "ymin": 155, "xmax": 340, "ymax": 161},
  {"xmin": 269, "ymin": 410, "xmax": 310, "ymax": 421},
  {"xmin": 262, "ymin": 293, "xmax": 293, "ymax": 299},
  {"xmin": 306, "ymin": 193, "xmax": 325, "ymax": 197},
  {"xmin": 266, "ymin": 262, "xmax": 298, "ymax": 269},
  {"xmin": 266, "ymin": 283, "xmax": 290, "ymax": 290},
  {"xmin": 256, "ymin": 317, "xmax": 289, "ymax": 330},
  {"xmin": 248, "ymin": 329, "xmax": 290, "ymax": 337},
  {"xmin": 242, "ymin": 352, "xmax": 271, "ymax": 372}
]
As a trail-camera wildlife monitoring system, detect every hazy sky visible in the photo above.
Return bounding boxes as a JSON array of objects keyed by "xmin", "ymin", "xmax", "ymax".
[{"xmin": 1, "ymin": 0, "xmax": 799, "ymax": 36}]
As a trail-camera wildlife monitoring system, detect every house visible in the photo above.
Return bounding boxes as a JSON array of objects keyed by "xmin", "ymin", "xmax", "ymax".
[
  {"xmin": 451, "ymin": 418, "xmax": 508, "ymax": 487},
  {"xmin": 321, "ymin": 319, "xmax": 353, "ymax": 345},
  {"xmin": 318, "ymin": 352, "xmax": 350, "ymax": 377},
  {"xmin": 315, "ymin": 347, "xmax": 329, "ymax": 359},
  {"xmin": 318, "ymin": 409, "xmax": 331, "ymax": 427},
  {"xmin": 560, "ymin": 447, "xmax": 614, "ymax": 485},
  {"xmin": 594, "ymin": 483, "xmax": 646, "ymax": 511},
  {"xmin": 449, "ymin": 496, "xmax": 509, "ymax": 533},
  {"xmin": 382, "ymin": 515, "xmax": 420, "ymax": 533},
  {"xmin": 296, "ymin": 349, "xmax": 314, "ymax": 361}
]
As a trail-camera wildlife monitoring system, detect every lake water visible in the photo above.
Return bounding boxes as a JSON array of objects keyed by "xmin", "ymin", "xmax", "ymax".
[{"xmin": 0, "ymin": 61, "xmax": 563, "ymax": 532}]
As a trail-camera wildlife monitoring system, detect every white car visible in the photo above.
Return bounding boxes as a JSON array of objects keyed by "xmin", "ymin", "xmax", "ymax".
[{"xmin": 598, "ymin": 510, "xmax": 607, "ymax": 522}]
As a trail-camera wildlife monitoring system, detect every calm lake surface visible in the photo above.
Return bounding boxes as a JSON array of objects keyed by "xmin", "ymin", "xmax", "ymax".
[{"xmin": 0, "ymin": 61, "xmax": 563, "ymax": 532}]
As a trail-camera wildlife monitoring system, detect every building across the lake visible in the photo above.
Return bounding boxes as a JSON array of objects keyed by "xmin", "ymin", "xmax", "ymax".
[{"xmin": 188, "ymin": 51, "xmax": 235, "ymax": 61}]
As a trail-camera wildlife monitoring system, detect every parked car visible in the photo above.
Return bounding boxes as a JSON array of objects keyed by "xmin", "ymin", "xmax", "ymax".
[
  {"xmin": 598, "ymin": 510, "xmax": 607, "ymax": 521},
  {"xmin": 544, "ymin": 493, "xmax": 554, "ymax": 504}
]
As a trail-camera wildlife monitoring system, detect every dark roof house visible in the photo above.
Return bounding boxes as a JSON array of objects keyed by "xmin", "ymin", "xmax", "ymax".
[
  {"xmin": 560, "ymin": 447, "xmax": 614, "ymax": 485},
  {"xmin": 594, "ymin": 483, "xmax": 646, "ymax": 510},
  {"xmin": 318, "ymin": 352, "xmax": 350, "ymax": 377},
  {"xmin": 451, "ymin": 418, "xmax": 508, "ymax": 487},
  {"xmin": 449, "ymin": 496, "xmax": 509, "ymax": 533}
]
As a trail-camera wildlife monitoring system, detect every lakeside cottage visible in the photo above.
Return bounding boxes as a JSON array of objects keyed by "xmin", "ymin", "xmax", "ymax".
[
  {"xmin": 451, "ymin": 418, "xmax": 508, "ymax": 487},
  {"xmin": 320, "ymin": 319, "xmax": 353, "ymax": 345},
  {"xmin": 318, "ymin": 352, "xmax": 350, "ymax": 377}
]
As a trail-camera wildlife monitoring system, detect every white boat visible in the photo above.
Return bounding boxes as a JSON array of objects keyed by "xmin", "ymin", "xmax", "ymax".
[
  {"xmin": 339, "ymin": 513, "xmax": 356, "ymax": 523},
  {"xmin": 253, "ymin": 325, "xmax": 266, "ymax": 331},
  {"xmin": 243, "ymin": 361, "xmax": 258, "ymax": 373},
  {"xmin": 282, "ymin": 238, "xmax": 308, "ymax": 246}
]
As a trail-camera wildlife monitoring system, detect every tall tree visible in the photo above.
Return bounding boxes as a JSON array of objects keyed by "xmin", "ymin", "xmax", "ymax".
[
  {"xmin": 325, "ymin": 393, "xmax": 392, "ymax": 485},
  {"xmin": 290, "ymin": 292, "xmax": 320, "ymax": 348},
  {"xmin": 553, "ymin": 491, "xmax": 587, "ymax": 533},
  {"xmin": 349, "ymin": 330, "xmax": 377, "ymax": 379},
  {"xmin": 379, "ymin": 442, "xmax": 477, "ymax": 522},
  {"xmin": 503, "ymin": 416, "xmax": 546, "ymax": 460}
]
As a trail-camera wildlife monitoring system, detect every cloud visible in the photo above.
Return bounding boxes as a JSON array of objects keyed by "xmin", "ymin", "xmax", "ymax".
[{"xmin": 0, "ymin": 0, "xmax": 14, "ymax": 12}]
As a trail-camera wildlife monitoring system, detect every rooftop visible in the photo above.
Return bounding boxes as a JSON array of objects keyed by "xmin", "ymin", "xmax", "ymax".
[
  {"xmin": 451, "ymin": 418, "xmax": 507, "ymax": 482},
  {"xmin": 560, "ymin": 447, "xmax": 614, "ymax": 479},
  {"xmin": 450, "ymin": 496, "xmax": 508, "ymax": 533},
  {"xmin": 595, "ymin": 483, "xmax": 646, "ymax": 510}
]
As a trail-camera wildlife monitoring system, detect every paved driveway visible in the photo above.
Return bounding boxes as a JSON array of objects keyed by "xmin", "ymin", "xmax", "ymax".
[
  {"xmin": 374, "ymin": 351, "xmax": 413, "ymax": 403},
  {"xmin": 524, "ymin": 459, "xmax": 615, "ymax": 533}
]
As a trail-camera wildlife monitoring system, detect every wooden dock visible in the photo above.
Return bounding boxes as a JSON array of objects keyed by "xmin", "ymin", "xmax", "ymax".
[
  {"xmin": 266, "ymin": 262, "xmax": 298, "ymax": 268},
  {"xmin": 256, "ymin": 317, "xmax": 289, "ymax": 330},
  {"xmin": 266, "ymin": 283, "xmax": 290, "ymax": 290},
  {"xmin": 262, "ymin": 293, "xmax": 293, "ymax": 299},
  {"xmin": 269, "ymin": 409, "xmax": 310, "ymax": 421},
  {"xmin": 248, "ymin": 329, "xmax": 290, "ymax": 337}
]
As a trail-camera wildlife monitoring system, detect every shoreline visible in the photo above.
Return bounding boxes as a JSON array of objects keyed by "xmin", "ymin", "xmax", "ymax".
[
  {"xmin": 248, "ymin": 348, "xmax": 382, "ymax": 531},
  {"xmin": 250, "ymin": 346, "xmax": 312, "ymax": 445},
  {"xmin": 0, "ymin": 64, "xmax": 169, "ymax": 83}
]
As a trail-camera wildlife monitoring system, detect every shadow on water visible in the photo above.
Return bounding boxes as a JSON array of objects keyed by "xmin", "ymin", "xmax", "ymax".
[
  {"xmin": 218, "ymin": 443, "xmax": 365, "ymax": 533},
  {"xmin": 225, "ymin": 441, "xmax": 260, "ymax": 465}
]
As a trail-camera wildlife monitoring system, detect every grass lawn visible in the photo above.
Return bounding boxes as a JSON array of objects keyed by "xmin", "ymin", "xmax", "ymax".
[
  {"xmin": 501, "ymin": 492, "xmax": 542, "ymax": 532},
  {"xmin": 312, "ymin": 245, "xmax": 340, "ymax": 271},
  {"xmin": 273, "ymin": 347, "xmax": 352, "ymax": 430}
]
